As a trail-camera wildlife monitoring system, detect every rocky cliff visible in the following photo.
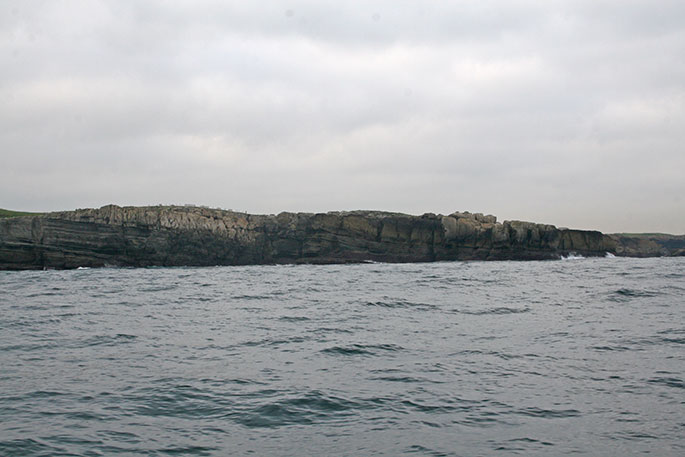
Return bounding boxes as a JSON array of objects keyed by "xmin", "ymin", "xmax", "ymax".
[
  {"xmin": 609, "ymin": 233, "xmax": 685, "ymax": 257},
  {"xmin": 0, "ymin": 205, "xmax": 630, "ymax": 270}
]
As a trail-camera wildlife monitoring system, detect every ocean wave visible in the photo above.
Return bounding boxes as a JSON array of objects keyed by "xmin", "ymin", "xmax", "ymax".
[
  {"xmin": 2, "ymin": 258, "xmax": 684, "ymax": 455},
  {"xmin": 609, "ymin": 288, "xmax": 661, "ymax": 301},
  {"xmin": 400, "ymin": 399, "xmax": 467, "ymax": 414},
  {"xmin": 591, "ymin": 345, "xmax": 634, "ymax": 352},
  {"xmin": 129, "ymin": 387, "xmax": 234, "ymax": 419},
  {"xmin": 242, "ymin": 336, "xmax": 311, "ymax": 348},
  {"xmin": 404, "ymin": 444, "xmax": 451, "ymax": 456},
  {"xmin": 0, "ymin": 439, "xmax": 63, "ymax": 456},
  {"xmin": 235, "ymin": 391, "xmax": 361, "ymax": 428},
  {"xmin": 646, "ymin": 377, "xmax": 684, "ymax": 389},
  {"xmin": 78, "ymin": 333, "xmax": 138, "ymax": 348},
  {"xmin": 321, "ymin": 343, "xmax": 404, "ymax": 356},
  {"xmin": 459, "ymin": 307, "xmax": 531, "ymax": 315},
  {"xmin": 513, "ymin": 407, "xmax": 581, "ymax": 418},
  {"xmin": 278, "ymin": 316, "xmax": 311, "ymax": 322},
  {"xmin": 364, "ymin": 299, "xmax": 437, "ymax": 310},
  {"xmin": 370, "ymin": 375, "xmax": 426, "ymax": 383}
]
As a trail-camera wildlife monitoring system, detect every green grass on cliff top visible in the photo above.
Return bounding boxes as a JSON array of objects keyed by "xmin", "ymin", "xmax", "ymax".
[{"xmin": 0, "ymin": 209, "xmax": 43, "ymax": 218}]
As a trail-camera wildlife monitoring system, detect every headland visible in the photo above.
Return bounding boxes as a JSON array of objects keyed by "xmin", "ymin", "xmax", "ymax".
[{"xmin": 0, "ymin": 205, "xmax": 682, "ymax": 270}]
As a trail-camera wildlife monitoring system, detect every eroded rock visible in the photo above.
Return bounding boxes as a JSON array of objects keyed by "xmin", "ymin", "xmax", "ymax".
[{"xmin": 0, "ymin": 204, "xmax": 669, "ymax": 270}]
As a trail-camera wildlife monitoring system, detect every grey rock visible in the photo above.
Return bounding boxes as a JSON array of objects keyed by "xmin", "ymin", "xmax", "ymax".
[{"xmin": 0, "ymin": 204, "xmax": 672, "ymax": 270}]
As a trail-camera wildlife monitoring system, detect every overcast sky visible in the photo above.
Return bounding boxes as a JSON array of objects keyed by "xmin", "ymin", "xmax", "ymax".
[{"xmin": 2, "ymin": 1, "xmax": 684, "ymax": 233}]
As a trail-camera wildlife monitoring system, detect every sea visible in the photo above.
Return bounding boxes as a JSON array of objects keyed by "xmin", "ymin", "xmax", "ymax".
[{"xmin": 1, "ymin": 256, "xmax": 683, "ymax": 456}]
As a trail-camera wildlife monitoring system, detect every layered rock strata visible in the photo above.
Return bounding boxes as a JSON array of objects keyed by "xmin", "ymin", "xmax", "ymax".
[
  {"xmin": 609, "ymin": 233, "xmax": 685, "ymax": 257},
  {"xmin": 0, "ymin": 205, "xmax": 623, "ymax": 270}
]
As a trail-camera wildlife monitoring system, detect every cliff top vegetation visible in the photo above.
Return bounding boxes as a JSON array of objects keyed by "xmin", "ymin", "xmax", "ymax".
[{"xmin": 0, "ymin": 209, "xmax": 43, "ymax": 219}]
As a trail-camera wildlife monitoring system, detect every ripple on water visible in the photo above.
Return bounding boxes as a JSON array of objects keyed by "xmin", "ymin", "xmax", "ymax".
[
  {"xmin": 608, "ymin": 288, "xmax": 662, "ymax": 302},
  {"xmin": 0, "ymin": 439, "xmax": 62, "ymax": 456},
  {"xmin": 76, "ymin": 334, "xmax": 138, "ymax": 348},
  {"xmin": 126, "ymin": 386, "xmax": 235, "ymax": 419},
  {"xmin": 321, "ymin": 343, "xmax": 404, "ymax": 356},
  {"xmin": 1, "ymin": 257, "xmax": 684, "ymax": 456},
  {"xmin": 235, "ymin": 391, "xmax": 363, "ymax": 428},
  {"xmin": 458, "ymin": 307, "xmax": 531, "ymax": 315},
  {"xmin": 363, "ymin": 300, "xmax": 438, "ymax": 311},
  {"xmin": 404, "ymin": 444, "xmax": 451, "ymax": 456},
  {"xmin": 646, "ymin": 377, "xmax": 685, "ymax": 389},
  {"xmin": 514, "ymin": 407, "xmax": 581, "ymax": 418},
  {"xmin": 278, "ymin": 316, "xmax": 311, "ymax": 322}
]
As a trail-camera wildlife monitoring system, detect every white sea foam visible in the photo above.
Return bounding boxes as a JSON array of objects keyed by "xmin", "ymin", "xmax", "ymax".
[
  {"xmin": 605, "ymin": 252, "xmax": 616, "ymax": 258},
  {"xmin": 561, "ymin": 253, "xmax": 585, "ymax": 260}
]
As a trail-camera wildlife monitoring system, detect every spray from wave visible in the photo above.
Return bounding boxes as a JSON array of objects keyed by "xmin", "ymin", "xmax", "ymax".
[{"xmin": 560, "ymin": 252, "xmax": 585, "ymax": 260}]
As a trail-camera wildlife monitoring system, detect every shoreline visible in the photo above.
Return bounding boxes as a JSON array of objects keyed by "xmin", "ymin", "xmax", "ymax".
[{"xmin": 1, "ymin": 205, "xmax": 682, "ymax": 271}]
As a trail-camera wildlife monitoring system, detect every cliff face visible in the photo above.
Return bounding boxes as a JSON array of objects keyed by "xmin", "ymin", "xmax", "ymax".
[
  {"xmin": 0, "ymin": 205, "xmax": 623, "ymax": 270},
  {"xmin": 609, "ymin": 234, "xmax": 685, "ymax": 257}
]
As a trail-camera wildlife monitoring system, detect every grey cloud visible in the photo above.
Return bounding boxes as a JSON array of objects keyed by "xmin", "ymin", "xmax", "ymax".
[{"xmin": 1, "ymin": 0, "xmax": 684, "ymax": 233}]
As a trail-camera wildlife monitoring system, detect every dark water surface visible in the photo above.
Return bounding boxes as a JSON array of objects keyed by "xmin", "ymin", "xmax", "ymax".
[{"xmin": 1, "ymin": 257, "xmax": 683, "ymax": 456}]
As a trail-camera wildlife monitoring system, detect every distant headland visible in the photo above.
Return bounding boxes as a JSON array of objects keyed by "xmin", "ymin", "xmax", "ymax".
[{"xmin": 0, "ymin": 205, "xmax": 683, "ymax": 270}]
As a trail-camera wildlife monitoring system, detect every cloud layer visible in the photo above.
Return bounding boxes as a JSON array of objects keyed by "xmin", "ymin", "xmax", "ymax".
[{"xmin": 2, "ymin": 0, "xmax": 684, "ymax": 232}]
